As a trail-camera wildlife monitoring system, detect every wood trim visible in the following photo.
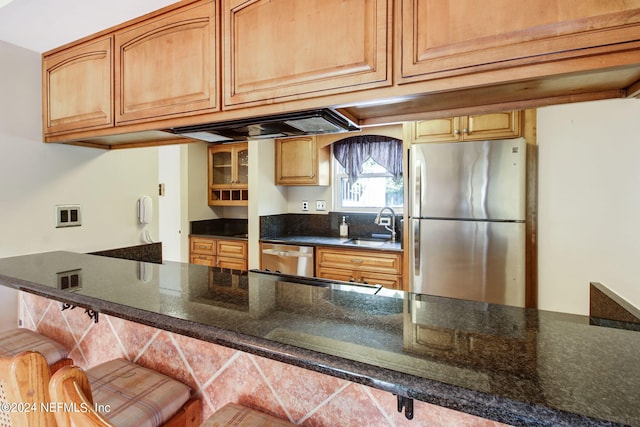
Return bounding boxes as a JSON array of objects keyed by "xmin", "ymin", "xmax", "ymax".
[
  {"xmin": 524, "ymin": 109, "xmax": 538, "ymax": 309},
  {"xmin": 627, "ymin": 79, "xmax": 640, "ymax": 98}
]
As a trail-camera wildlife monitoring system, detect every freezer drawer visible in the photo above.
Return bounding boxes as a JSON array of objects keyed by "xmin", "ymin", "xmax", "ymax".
[
  {"xmin": 261, "ymin": 243, "xmax": 314, "ymax": 277},
  {"xmin": 410, "ymin": 219, "xmax": 525, "ymax": 307}
]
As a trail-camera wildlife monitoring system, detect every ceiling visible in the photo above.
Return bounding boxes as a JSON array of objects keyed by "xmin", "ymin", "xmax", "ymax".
[{"xmin": 0, "ymin": 0, "xmax": 176, "ymax": 53}]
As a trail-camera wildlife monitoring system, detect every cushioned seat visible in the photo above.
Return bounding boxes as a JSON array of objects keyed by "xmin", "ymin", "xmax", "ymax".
[
  {"xmin": 0, "ymin": 328, "xmax": 71, "ymax": 372},
  {"xmin": 50, "ymin": 358, "xmax": 201, "ymax": 427},
  {"xmin": 88, "ymin": 359, "xmax": 192, "ymax": 427},
  {"xmin": 202, "ymin": 403, "xmax": 295, "ymax": 427}
]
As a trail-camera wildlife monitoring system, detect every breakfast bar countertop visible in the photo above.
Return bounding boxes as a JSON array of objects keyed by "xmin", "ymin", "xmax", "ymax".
[{"xmin": 0, "ymin": 251, "xmax": 639, "ymax": 427}]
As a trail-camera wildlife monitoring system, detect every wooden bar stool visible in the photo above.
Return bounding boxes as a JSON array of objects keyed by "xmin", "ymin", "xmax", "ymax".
[
  {"xmin": 202, "ymin": 403, "xmax": 296, "ymax": 427},
  {"xmin": 0, "ymin": 351, "xmax": 57, "ymax": 427},
  {"xmin": 0, "ymin": 328, "xmax": 72, "ymax": 373},
  {"xmin": 50, "ymin": 359, "xmax": 201, "ymax": 427}
]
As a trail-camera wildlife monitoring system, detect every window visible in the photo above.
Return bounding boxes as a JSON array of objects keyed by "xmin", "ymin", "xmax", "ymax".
[
  {"xmin": 335, "ymin": 157, "xmax": 404, "ymax": 210},
  {"xmin": 332, "ymin": 136, "xmax": 403, "ymax": 212}
]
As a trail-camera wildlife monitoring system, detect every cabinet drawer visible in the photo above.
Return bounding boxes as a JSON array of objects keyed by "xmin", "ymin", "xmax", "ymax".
[
  {"xmin": 190, "ymin": 254, "xmax": 216, "ymax": 266},
  {"xmin": 217, "ymin": 240, "xmax": 248, "ymax": 259},
  {"xmin": 316, "ymin": 267, "xmax": 356, "ymax": 283},
  {"xmin": 359, "ymin": 272, "xmax": 402, "ymax": 289},
  {"xmin": 190, "ymin": 237, "xmax": 216, "ymax": 255},
  {"xmin": 217, "ymin": 256, "xmax": 247, "ymax": 271},
  {"xmin": 316, "ymin": 248, "xmax": 402, "ymax": 275}
]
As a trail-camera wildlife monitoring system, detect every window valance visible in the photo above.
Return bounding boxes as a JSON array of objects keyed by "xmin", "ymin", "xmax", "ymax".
[{"xmin": 333, "ymin": 135, "xmax": 402, "ymax": 183}]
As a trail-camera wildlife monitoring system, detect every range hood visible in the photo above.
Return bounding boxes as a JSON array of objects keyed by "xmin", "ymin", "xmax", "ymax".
[{"xmin": 168, "ymin": 108, "xmax": 360, "ymax": 142}]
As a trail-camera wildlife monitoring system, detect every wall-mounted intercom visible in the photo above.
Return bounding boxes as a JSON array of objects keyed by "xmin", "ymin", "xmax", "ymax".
[{"xmin": 137, "ymin": 196, "xmax": 152, "ymax": 224}]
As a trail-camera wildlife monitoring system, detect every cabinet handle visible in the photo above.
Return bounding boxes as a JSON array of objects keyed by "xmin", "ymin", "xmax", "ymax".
[
  {"xmin": 350, "ymin": 259, "xmax": 364, "ymax": 263},
  {"xmin": 197, "ymin": 245, "xmax": 208, "ymax": 249}
]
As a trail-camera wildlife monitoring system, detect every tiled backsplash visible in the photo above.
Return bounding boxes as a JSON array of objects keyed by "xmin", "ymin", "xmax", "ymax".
[
  {"xmin": 260, "ymin": 212, "xmax": 402, "ymax": 242},
  {"xmin": 21, "ymin": 292, "xmax": 502, "ymax": 426}
]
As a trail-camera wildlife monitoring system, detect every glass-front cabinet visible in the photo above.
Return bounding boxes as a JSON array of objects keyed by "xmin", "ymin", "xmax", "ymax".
[{"xmin": 208, "ymin": 142, "xmax": 248, "ymax": 206}]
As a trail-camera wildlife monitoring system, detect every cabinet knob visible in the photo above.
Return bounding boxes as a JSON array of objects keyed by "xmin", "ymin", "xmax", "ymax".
[
  {"xmin": 454, "ymin": 129, "xmax": 460, "ymax": 135},
  {"xmin": 463, "ymin": 128, "xmax": 469, "ymax": 134}
]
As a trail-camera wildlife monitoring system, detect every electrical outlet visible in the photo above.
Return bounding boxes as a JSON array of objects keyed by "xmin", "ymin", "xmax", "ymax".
[
  {"xmin": 56, "ymin": 269, "xmax": 82, "ymax": 290},
  {"xmin": 316, "ymin": 200, "xmax": 327, "ymax": 211},
  {"xmin": 302, "ymin": 201, "xmax": 309, "ymax": 211},
  {"xmin": 379, "ymin": 217, "xmax": 391, "ymax": 227},
  {"xmin": 56, "ymin": 205, "xmax": 81, "ymax": 228}
]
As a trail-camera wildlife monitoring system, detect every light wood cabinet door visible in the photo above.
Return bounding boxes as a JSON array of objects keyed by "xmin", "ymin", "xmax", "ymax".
[
  {"xmin": 43, "ymin": 35, "xmax": 113, "ymax": 136},
  {"xmin": 223, "ymin": 0, "xmax": 391, "ymax": 107},
  {"xmin": 208, "ymin": 143, "xmax": 249, "ymax": 205},
  {"xmin": 400, "ymin": 0, "xmax": 640, "ymax": 82},
  {"xmin": 115, "ymin": 0, "xmax": 219, "ymax": 124},
  {"xmin": 275, "ymin": 137, "xmax": 330, "ymax": 186},
  {"xmin": 411, "ymin": 111, "xmax": 521, "ymax": 143},
  {"xmin": 463, "ymin": 111, "xmax": 522, "ymax": 141}
]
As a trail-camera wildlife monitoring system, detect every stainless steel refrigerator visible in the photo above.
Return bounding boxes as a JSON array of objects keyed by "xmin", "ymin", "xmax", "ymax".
[{"xmin": 409, "ymin": 138, "xmax": 526, "ymax": 307}]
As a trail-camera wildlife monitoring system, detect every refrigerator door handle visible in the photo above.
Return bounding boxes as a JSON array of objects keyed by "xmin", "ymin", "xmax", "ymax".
[
  {"xmin": 414, "ymin": 161, "xmax": 422, "ymax": 218},
  {"xmin": 413, "ymin": 220, "xmax": 421, "ymax": 276}
]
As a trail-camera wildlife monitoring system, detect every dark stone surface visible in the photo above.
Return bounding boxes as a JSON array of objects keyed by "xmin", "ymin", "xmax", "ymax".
[
  {"xmin": 190, "ymin": 218, "xmax": 248, "ymax": 237},
  {"xmin": 89, "ymin": 242, "xmax": 162, "ymax": 263},
  {"xmin": 590, "ymin": 282, "xmax": 640, "ymax": 328},
  {"xmin": 1, "ymin": 251, "xmax": 639, "ymax": 427},
  {"xmin": 260, "ymin": 212, "xmax": 402, "ymax": 242}
]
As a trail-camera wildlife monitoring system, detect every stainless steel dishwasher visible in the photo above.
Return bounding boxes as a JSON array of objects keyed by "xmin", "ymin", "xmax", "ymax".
[{"xmin": 261, "ymin": 243, "xmax": 314, "ymax": 277}]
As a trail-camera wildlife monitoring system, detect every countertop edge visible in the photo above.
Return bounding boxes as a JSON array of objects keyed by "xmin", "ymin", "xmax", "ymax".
[{"xmin": 0, "ymin": 271, "xmax": 622, "ymax": 427}]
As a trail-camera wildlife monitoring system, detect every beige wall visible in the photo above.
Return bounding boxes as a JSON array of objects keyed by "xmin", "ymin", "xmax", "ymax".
[
  {"xmin": 537, "ymin": 98, "xmax": 640, "ymax": 315},
  {"xmin": 0, "ymin": 41, "xmax": 160, "ymax": 328}
]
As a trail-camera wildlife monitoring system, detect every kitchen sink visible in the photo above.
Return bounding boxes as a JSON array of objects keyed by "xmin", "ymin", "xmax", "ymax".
[{"xmin": 343, "ymin": 238, "xmax": 390, "ymax": 248}]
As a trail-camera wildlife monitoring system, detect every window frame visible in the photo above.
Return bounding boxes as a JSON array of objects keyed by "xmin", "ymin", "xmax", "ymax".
[{"xmin": 332, "ymin": 151, "xmax": 404, "ymax": 214}]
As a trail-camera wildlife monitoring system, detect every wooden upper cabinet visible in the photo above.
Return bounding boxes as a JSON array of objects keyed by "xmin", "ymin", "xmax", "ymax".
[
  {"xmin": 399, "ymin": 0, "xmax": 640, "ymax": 82},
  {"xmin": 411, "ymin": 111, "xmax": 522, "ymax": 143},
  {"xmin": 43, "ymin": 36, "xmax": 113, "ymax": 136},
  {"xmin": 275, "ymin": 136, "xmax": 330, "ymax": 186},
  {"xmin": 223, "ymin": 0, "xmax": 392, "ymax": 107},
  {"xmin": 115, "ymin": 0, "xmax": 219, "ymax": 124}
]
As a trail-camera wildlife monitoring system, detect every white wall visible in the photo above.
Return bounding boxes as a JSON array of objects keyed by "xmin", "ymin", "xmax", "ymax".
[
  {"xmin": 0, "ymin": 41, "xmax": 160, "ymax": 328},
  {"xmin": 537, "ymin": 98, "xmax": 640, "ymax": 315},
  {"xmin": 249, "ymin": 139, "xmax": 288, "ymax": 268}
]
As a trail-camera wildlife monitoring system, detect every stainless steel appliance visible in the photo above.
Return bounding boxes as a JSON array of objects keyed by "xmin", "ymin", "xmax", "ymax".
[
  {"xmin": 261, "ymin": 243, "xmax": 314, "ymax": 277},
  {"xmin": 409, "ymin": 138, "xmax": 526, "ymax": 307},
  {"xmin": 169, "ymin": 108, "xmax": 359, "ymax": 143}
]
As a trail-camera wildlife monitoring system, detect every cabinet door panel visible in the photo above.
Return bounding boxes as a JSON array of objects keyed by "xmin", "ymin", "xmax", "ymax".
[
  {"xmin": 115, "ymin": 0, "xmax": 219, "ymax": 124},
  {"xmin": 464, "ymin": 111, "xmax": 521, "ymax": 141},
  {"xmin": 224, "ymin": 0, "xmax": 391, "ymax": 107},
  {"xmin": 411, "ymin": 118, "xmax": 461, "ymax": 143},
  {"xmin": 43, "ymin": 36, "xmax": 113, "ymax": 135},
  {"xmin": 401, "ymin": 0, "xmax": 640, "ymax": 81}
]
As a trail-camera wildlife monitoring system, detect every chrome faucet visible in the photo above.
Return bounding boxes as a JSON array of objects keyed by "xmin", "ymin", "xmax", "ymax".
[{"xmin": 374, "ymin": 206, "xmax": 396, "ymax": 242}]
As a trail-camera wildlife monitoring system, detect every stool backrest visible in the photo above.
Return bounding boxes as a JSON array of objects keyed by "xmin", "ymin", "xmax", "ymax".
[
  {"xmin": 48, "ymin": 365, "xmax": 114, "ymax": 427},
  {"xmin": 0, "ymin": 351, "xmax": 56, "ymax": 427}
]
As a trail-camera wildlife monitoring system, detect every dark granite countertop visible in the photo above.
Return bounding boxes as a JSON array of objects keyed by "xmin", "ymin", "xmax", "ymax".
[
  {"xmin": 261, "ymin": 235, "xmax": 403, "ymax": 252},
  {"xmin": 1, "ymin": 251, "xmax": 639, "ymax": 426}
]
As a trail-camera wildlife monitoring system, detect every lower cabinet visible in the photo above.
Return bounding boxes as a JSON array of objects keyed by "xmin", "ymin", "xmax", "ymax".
[
  {"xmin": 315, "ymin": 247, "xmax": 403, "ymax": 290},
  {"xmin": 190, "ymin": 236, "xmax": 248, "ymax": 270}
]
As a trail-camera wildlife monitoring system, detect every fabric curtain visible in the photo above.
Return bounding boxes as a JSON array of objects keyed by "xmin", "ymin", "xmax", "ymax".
[{"xmin": 333, "ymin": 135, "xmax": 403, "ymax": 183}]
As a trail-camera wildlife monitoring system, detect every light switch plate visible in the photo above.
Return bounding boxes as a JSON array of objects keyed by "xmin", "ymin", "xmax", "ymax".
[{"xmin": 56, "ymin": 205, "xmax": 81, "ymax": 228}]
